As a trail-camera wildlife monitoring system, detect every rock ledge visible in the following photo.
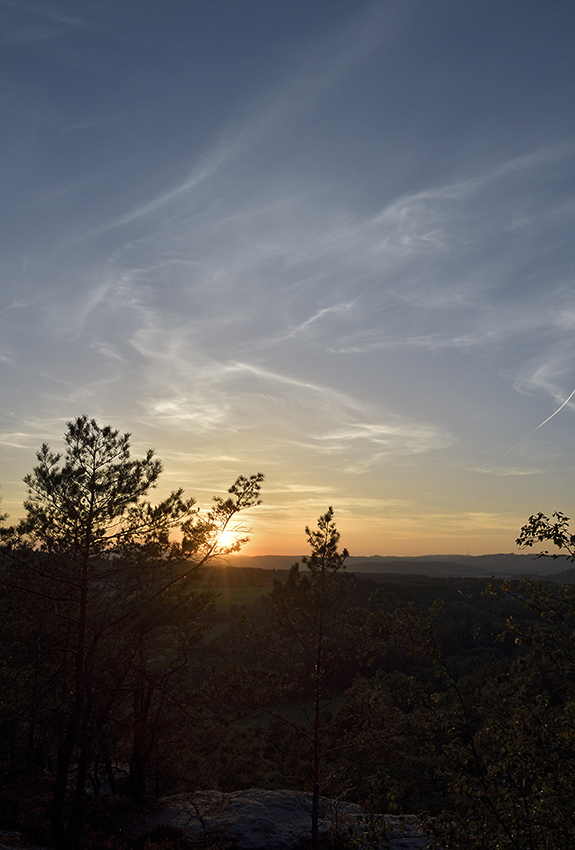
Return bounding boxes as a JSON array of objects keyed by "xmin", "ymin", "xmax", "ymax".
[{"xmin": 124, "ymin": 788, "xmax": 431, "ymax": 850}]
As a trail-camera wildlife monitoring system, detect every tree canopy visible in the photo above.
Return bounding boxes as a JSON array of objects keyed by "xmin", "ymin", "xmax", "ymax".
[{"xmin": 0, "ymin": 416, "xmax": 263, "ymax": 850}]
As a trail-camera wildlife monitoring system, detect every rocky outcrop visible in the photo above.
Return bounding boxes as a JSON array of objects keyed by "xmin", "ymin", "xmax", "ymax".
[
  {"xmin": 124, "ymin": 788, "xmax": 433, "ymax": 850},
  {"xmin": 0, "ymin": 831, "xmax": 52, "ymax": 850},
  {"xmin": 0, "ymin": 790, "xmax": 435, "ymax": 849}
]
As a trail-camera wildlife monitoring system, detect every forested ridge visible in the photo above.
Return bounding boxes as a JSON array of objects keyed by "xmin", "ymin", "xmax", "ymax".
[{"xmin": 2, "ymin": 418, "xmax": 575, "ymax": 850}]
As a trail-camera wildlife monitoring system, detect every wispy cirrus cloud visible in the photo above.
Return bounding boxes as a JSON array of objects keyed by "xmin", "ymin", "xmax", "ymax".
[
  {"xmin": 4, "ymin": 1, "xmax": 575, "ymax": 553},
  {"xmin": 0, "ymin": 0, "xmax": 88, "ymax": 44},
  {"xmin": 51, "ymin": 135, "xmax": 575, "ymax": 490},
  {"xmin": 78, "ymin": 4, "xmax": 397, "ymax": 240},
  {"xmin": 136, "ymin": 348, "xmax": 453, "ymax": 476}
]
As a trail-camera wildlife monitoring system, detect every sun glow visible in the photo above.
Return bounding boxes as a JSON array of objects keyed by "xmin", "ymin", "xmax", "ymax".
[{"xmin": 217, "ymin": 527, "xmax": 241, "ymax": 551}]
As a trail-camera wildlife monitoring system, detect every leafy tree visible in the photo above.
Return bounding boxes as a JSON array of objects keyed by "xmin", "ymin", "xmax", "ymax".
[
  {"xmin": 517, "ymin": 509, "xmax": 575, "ymax": 560},
  {"xmin": 435, "ymin": 578, "xmax": 575, "ymax": 850},
  {"xmin": 358, "ymin": 569, "xmax": 575, "ymax": 849},
  {"xmin": 0, "ymin": 415, "xmax": 263, "ymax": 850},
  {"xmin": 241, "ymin": 508, "xmax": 369, "ymax": 850}
]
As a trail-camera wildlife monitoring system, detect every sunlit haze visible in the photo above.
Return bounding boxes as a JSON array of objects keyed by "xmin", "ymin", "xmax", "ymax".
[{"xmin": 2, "ymin": 1, "xmax": 575, "ymax": 557}]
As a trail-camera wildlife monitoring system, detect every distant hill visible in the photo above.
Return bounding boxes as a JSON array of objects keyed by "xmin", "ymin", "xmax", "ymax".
[
  {"xmin": 227, "ymin": 552, "xmax": 564, "ymax": 577},
  {"xmin": 533, "ymin": 565, "xmax": 575, "ymax": 584},
  {"xmin": 349, "ymin": 559, "xmax": 489, "ymax": 577},
  {"xmin": 347, "ymin": 553, "xmax": 546, "ymax": 576}
]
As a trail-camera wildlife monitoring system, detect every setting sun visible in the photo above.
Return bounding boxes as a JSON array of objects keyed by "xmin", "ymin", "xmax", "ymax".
[
  {"xmin": 3, "ymin": 3, "xmax": 575, "ymax": 847},
  {"xmin": 216, "ymin": 527, "xmax": 242, "ymax": 552}
]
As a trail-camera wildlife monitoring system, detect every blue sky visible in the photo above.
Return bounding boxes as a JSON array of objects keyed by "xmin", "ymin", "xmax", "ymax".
[{"xmin": 2, "ymin": 0, "xmax": 575, "ymax": 555}]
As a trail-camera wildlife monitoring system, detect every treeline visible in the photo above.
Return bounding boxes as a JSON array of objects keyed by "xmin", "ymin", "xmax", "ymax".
[{"xmin": 2, "ymin": 417, "xmax": 575, "ymax": 850}]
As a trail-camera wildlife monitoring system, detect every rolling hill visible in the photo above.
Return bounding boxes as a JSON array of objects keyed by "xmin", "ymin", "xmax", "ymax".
[{"xmin": 226, "ymin": 552, "xmax": 570, "ymax": 578}]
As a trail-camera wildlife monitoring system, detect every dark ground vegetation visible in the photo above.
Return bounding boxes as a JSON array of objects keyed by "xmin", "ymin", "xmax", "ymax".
[
  {"xmin": 2, "ymin": 419, "xmax": 575, "ymax": 850},
  {"xmin": 3, "ymin": 564, "xmax": 575, "ymax": 850}
]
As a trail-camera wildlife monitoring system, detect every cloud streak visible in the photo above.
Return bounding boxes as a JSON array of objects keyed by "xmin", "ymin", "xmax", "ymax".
[
  {"xmin": 3, "ymin": 2, "xmax": 575, "ymax": 552},
  {"xmin": 499, "ymin": 386, "xmax": 575, "ymax": 461}
]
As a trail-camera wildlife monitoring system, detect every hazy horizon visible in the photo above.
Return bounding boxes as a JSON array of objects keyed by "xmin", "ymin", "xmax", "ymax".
[
  {"xmin": 2, "ymin": 1, "xmax": 575, "ymax": 556},
  {"xmin": 225, "ymin": 551, "xmax": 537, "ymax": 561}
]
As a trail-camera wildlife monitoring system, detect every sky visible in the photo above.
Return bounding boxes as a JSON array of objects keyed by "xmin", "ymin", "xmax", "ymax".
[{"xmin": 1, "ymin": 0, "xmax": 575, "ymax": 557}]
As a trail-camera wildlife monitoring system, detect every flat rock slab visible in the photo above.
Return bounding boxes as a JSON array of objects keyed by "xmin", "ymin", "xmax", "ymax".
[
  {"xmin": 0, "ymin": 832, "xmax": 52, "ymax": 850},
  {"xmin": 125, "ymin": 789, "xmax": 432, "ymax": 850}
]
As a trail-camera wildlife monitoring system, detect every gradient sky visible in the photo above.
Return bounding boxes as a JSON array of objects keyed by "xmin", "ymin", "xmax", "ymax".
[{"xmin": 2, "ymin": 0, "xmax": 575, "ymax": 556}]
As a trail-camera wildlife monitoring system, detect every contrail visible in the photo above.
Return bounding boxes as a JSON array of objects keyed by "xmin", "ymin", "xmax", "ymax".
[{"xmin": 498, "ymin": 385, "xmax": 575, "ymax": 460}]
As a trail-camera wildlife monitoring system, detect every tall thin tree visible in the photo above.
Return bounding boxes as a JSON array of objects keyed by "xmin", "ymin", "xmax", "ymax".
[{"xmin": 1, "ymin": 416, "xmax": 263, "ymax": 849}]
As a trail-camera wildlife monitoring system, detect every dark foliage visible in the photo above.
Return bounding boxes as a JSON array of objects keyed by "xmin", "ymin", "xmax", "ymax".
[{"xmin": 4, "ymin": 438, "xmax": 575, "ymax": 850}]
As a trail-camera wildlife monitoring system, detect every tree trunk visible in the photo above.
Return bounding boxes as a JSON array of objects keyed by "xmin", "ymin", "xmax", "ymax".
[
  {"xmin": 51, "ymin": 549, "xmax": 90, "ymax": 850},
  {"xmin": 64, "ymin": 721, "xmax": 89, "ymax": 850},
  {"xmin": 311, "ymin": 699, "xmax": 322, "ymax": 849},
  {"xmin": 129, "ymin": 733, "xmax": 147, "ymax": 804},
  {"xmin": 311, "ymin": 636, "xmax": 323, "ymax": 850},
  {"xmin": 51, "ymin": 698, "xmax": 82, "ymax": 850},
  {"xmin": 130, "ymin": 633, "xmax": 150, "ymax": 803},
  {"xmin": 102, "ymin": 742, "xmax": 117, "ymax": 796}
]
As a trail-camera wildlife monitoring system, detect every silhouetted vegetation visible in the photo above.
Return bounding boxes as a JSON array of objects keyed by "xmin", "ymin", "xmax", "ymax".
[
  {"xmin": 2, "ymin": 418, "xmax": 575, "ymax": 849},
  {"xmin": 0, "ymin": 417, "xmax": 263, "ymax": 850}
]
